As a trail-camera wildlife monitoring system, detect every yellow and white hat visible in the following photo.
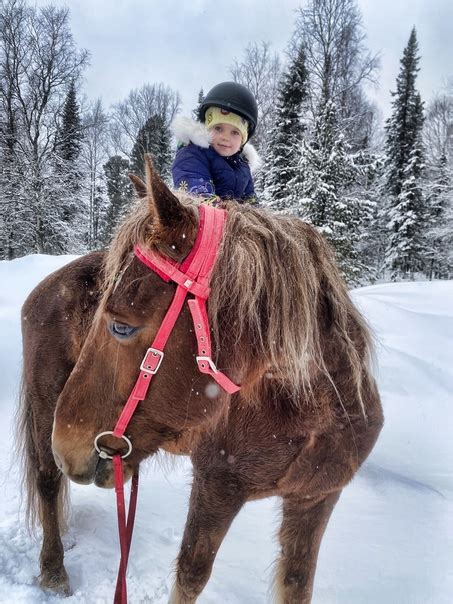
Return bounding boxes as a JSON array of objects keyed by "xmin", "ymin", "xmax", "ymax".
[{"xmin": 204, "ymin": 106, "xmax": 248, "ymax": 146}]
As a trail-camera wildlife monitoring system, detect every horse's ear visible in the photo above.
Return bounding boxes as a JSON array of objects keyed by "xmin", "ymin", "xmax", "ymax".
[
  {"xmin": 129, "ymin": 173, "xmax": 147, "ymax": 198},
  {"xmin": 144, "ymin": 154, "xmax": 186, "ymax": 228}
]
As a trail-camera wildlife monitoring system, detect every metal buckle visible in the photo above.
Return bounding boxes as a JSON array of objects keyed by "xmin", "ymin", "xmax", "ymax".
[
  {"xmin": 140, "ymin": 347, "xmax": 164, "ymax": 374},
  {"xmin": 196, "ymin": 356, "xmax": 219, "ymax": 373},
  {"xmin": 94, "ymin": 431, "xmax": 133, "ymax": 460}
]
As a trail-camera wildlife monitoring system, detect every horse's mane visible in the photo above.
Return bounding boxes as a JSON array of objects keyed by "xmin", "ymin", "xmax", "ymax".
[{"xmin": 102, "ymin": 195, "xmax": 373, "ymax": 416}]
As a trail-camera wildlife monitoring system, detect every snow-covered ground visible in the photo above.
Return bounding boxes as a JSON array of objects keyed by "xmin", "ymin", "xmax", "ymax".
[{"xmin": 0, "ymin": 255, "xmax": 452, "ymax": 604}]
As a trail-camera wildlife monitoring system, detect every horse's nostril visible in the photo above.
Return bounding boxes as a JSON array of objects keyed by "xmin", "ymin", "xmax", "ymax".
[{"xmin": 97, "ymin": 445, "xmax": 117, "ymax": 459}]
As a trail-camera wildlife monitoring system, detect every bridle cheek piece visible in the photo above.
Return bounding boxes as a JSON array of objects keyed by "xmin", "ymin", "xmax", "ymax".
[{"xmin": 93, "ymin": 203, "xmax": 240, "ymax": 604}]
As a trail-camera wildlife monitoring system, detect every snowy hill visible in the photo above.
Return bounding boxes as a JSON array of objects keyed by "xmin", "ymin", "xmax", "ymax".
[{"xmin": 0, "ymin": 255, "xmax": 452, "ymax": 604}]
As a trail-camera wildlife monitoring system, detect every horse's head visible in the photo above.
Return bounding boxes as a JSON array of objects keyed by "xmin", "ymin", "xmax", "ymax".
[{"xmin": 52, "ymin": 157, "xmax": 230, "ymax": 487}]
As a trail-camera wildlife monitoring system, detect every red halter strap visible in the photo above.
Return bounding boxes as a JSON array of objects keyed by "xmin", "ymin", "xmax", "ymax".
[
  {"xmin": 107, "ymin": 203, "xmax": 240, "ymax": 604},
  {"xmin": 112, "ymin": 204, "xmax": 239, "ymax": 440}
]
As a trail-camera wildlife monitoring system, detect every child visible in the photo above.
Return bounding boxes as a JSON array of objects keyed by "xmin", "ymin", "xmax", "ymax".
[{"xmin": 171, "ymin": 81, "xmax": 260, "ymax": 204}]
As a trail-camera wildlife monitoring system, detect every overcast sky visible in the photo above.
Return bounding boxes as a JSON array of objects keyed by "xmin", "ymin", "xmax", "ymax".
[{"xmin": 36, "ymin": 0, "xmax": 453, "ymax": 119}]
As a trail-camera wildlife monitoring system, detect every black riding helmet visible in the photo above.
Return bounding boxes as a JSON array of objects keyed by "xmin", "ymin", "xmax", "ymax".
[{"xmin": 199, "ymin": 81, "xmax": 258, "ymax": 141}]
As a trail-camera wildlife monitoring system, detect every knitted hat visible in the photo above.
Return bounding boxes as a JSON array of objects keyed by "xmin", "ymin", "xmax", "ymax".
[{"xmin": 204, "ymin": 106, "xmax": 249, "ymax": 146}]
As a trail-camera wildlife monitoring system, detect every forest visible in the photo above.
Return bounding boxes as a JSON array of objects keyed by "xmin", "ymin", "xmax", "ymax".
[{"xmin": 0, "ymin": 0, "xmax": 452, "ymax": 284}]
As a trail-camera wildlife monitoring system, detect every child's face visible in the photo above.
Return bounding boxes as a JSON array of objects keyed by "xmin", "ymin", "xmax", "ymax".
[{"xmin": 210, "ymin": 123, "xmax": 243, "ymax": 157}]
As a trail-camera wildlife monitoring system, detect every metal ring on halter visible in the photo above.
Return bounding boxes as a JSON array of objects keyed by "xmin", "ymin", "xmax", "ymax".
[{"xmin": 94, "ymin": 431, "xmax": 133, "ymax": 460}]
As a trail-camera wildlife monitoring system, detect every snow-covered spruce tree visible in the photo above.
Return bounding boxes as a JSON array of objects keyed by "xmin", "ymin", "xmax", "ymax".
[
  {"xmin": 102, "ymin": 155, "xmax": 133, "ymax": 245},
  {"xmin": 263, "ymin": 44, "xmax": 309, "ymax": 209},
  {"xmin": 424, "ymin": 153, "xmax": 453, "ymax": 278},
  {"xmin": 51, "ymin": 79, "xmax": 87, "ymax": 253},
  {"xmin": 358, "ymin": 156, "xmax": 388, "ymax": 281},
  {"xmin": 294, "ymin": 100, "xmax": 374, "ymax": 282},
  {"xmin": 130, "ymin": 113, "xmax": 172, "ymax": 181},
  {"xmin": 384, "ymin": 28, "xmax": 426, "ymax": 280},
  {"xmin": 57, "ymin": 80, "xmax": 83, "ymax": 163}
]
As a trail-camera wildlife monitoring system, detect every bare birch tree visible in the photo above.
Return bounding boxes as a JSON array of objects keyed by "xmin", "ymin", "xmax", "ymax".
[
  {"xmin": 80, "ymin": 98, "xmax": 110, "ymax": 249},
  {"xmin": 423, "ymin": 93, "xmax": 453, "ymax": 164},
  {"xmin": 294, "ymin": 0, "xmax": 380, "ymax": 148},
  {"xmin": 230, "ymin": 41, "xmax": 281, "ymax": 153}
]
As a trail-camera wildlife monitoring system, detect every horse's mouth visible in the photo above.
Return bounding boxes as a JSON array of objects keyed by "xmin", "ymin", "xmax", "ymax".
[
  {"xmin": 93, "ymin": 455, "xmax": 135, "ymax": 489},
  {"xmin": 53, "ymin": 447, "xmax": 128, "ymax": 487},
  {"xmin": 53, "ymin": 440, "xmax": 140, "ymax": 488},
  {"xmin": 67, "ymin": 472, "xmax": 94, "ymax": 485}
]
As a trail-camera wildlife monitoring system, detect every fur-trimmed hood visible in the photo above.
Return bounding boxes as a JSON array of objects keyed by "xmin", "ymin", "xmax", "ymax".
[{"xmin": 171, "ymin": 116, "xmax": 262, "ymax": 173}]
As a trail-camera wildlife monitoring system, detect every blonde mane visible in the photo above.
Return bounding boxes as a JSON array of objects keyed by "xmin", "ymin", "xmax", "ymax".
[{"xmin": 102, "ymin": 194, "xmax": 373, "ymax": 416}]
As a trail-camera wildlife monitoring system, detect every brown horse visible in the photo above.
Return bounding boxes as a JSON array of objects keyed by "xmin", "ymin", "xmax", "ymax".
[{"xmin": 18, "ymin": 157, "xmax": 383, "ymax": 603}]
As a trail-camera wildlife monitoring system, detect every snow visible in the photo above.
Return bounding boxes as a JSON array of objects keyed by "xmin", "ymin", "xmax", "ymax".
[{"xmin": 0, "ymin": 255, "xmax": 452, "ymax": 603}]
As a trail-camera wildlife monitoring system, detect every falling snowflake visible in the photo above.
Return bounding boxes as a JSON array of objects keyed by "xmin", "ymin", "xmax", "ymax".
[{"xmin": 205, "ymin": 383, "xmax": 220, "ymax": 399}]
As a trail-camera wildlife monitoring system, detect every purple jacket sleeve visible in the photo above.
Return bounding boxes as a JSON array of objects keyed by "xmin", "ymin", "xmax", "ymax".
[{"xmin": 172, "ymin": 144, "xmax": 215, "ymax": 196}]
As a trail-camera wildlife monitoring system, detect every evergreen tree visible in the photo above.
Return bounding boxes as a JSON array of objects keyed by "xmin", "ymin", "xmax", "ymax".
[
  {"xmin": 384, "ymin": 28, "xmax": 426, "ymax": 279},
  {"xmin": 57, "ymin": 80, "xmax": 83, "ymax": 162},
  {"xmin": 358, "ymin": 157, "xmax": 388, "ymax": 282},
  {"xmin": 130, "ymin": 113, "xmax": 172, "ymax": 181},
  {"xmin": 264, "ymin": 44, "xmax": 309, "ymax": 208},
  {"xmin": 192, "ymin": 88, "xmax": 204, "ymax": 121},
  {"xmin": 424, "ymin": 153, "xmax": 453, "ymax": 278},
  {"xmin": 102, "ymin": 155, "xmax": 133, "ymax": 244},
  {"xmin": 51, "ymin": 80, "xmax": 86, "ymax": 253},
  {"xmin": 295, "ymin": 100, "xmax": 374, "ymax": 282}
]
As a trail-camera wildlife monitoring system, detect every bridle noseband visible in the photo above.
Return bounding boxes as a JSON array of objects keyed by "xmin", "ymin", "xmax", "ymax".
[{"xmin": 94, "ymin": 203, "xmax": 240, "ymax": 604}]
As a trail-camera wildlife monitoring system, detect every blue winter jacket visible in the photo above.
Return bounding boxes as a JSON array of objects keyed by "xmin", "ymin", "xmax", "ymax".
[
  {"xmin": 171, "ymin": 116, "xmax": 258, "ymax": 203},
  {"xmin": 172, "ymin": 143, "xmax": 256, "ymax": 202}
]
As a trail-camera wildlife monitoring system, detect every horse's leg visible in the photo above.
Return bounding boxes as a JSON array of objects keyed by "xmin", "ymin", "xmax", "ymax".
[
  {"xmin": 169, "ymin": 469, "xmax": 245, "ymax": 604},
  {"xmin": 37, "ymin": 463, "xmax": 71, "ymax": 596},
  {"xmin": 274, "ymin": 490, "xmax": 341, "ymax": 604},
  {"xmin": 18, "ymin": 381, "xmax": 71, "ymax": 595}
]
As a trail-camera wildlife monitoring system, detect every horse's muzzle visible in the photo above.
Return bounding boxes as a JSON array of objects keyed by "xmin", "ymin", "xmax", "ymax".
[{"xmin": 52, "ymin": 446, "xmax": 97, "ymax": 485}]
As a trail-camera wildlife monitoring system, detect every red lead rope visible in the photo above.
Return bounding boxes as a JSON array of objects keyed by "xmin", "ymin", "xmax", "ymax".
[
  {"xmin": 113, "ymin": 457, "xmax": 139, "ymax": 604},
  {"xmin": 105, "ymin": 204, "xmax": 241, "ymax": 604}
]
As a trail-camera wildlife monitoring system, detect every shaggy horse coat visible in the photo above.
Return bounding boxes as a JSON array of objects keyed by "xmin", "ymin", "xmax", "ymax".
[{"xmin": 18, "ymin": 158, "xmax": 383, "ymax": 603}]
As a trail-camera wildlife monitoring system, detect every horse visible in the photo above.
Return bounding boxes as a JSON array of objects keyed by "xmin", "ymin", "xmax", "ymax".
[{"xmin": 18, "ymin": 156, "xmax": 383, "ymax": 603}]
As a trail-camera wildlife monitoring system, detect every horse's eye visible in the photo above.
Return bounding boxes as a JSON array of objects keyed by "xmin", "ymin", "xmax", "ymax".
[{"xmin": 109, "ymin": 321, "xmax": 139, "ymax": 340}]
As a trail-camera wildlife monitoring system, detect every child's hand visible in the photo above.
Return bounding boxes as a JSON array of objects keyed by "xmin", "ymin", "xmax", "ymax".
[
  {"xmin": 245, "ymin": 195, "xmax": 259, "ymax": 206},
  {"xmin": 204, "ymin": 195, "xmax": 221, "ymax": 207}
]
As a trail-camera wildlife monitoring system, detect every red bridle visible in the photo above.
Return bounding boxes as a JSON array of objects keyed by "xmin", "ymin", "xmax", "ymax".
[{"xmin": 93, "ymin": 203, "xmax": 240, "ymax": 604}]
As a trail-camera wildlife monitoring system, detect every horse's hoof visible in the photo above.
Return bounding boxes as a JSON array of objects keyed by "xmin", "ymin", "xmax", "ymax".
[{"xmin": 39, "ymin": 568, "xmax": 72, "ymax": 597}]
